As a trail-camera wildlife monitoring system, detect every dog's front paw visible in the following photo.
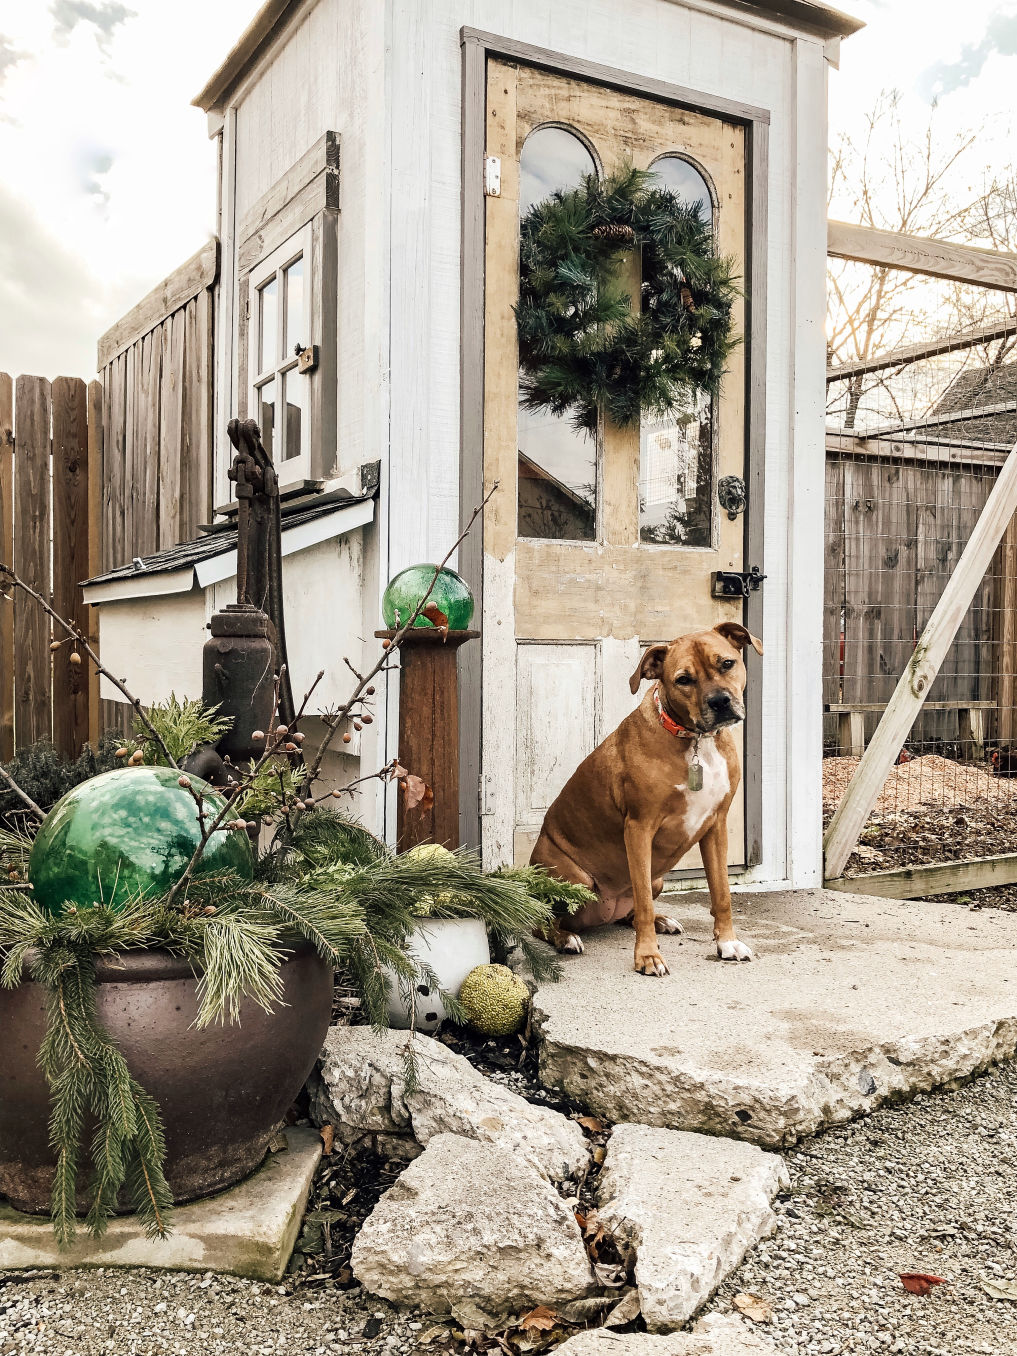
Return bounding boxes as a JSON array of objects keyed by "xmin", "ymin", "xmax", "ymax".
[
  {"xmin": 654, "ymin": 914, "xmax": 684, "ymax": 935},
  {"xmin": 560, "ymin": 932, "xmax": 585, "ymax": 954},
  {"xmin": 717, "ymin": 938, "xmax": 753, "ymax": 962},
  {"xmin": 634, "ymin": 945, "xmax": 670, "ymax": 977}
]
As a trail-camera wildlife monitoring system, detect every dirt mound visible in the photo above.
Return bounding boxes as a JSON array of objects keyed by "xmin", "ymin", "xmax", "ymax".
[{"xmin": 822, "ymin": 753, "xmax": 1017, "ymax": 815}]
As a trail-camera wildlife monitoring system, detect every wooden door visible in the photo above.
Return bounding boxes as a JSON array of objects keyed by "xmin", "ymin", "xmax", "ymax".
[{"xmin": 481, "ymin": 59, "xmax": 750, "ymax": 870}]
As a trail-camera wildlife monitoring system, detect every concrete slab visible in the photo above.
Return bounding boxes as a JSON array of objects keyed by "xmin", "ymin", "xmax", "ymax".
[
  {"xmin": 0, "ymin": 1127, "xmax": 321, "ymax": 1281},
  {"xmin": 533, "ymin": 889, "xmax": 1017, "ymax": 1147},
  {"xmin": 597, "ymin": 1125, "xmax": 788, "ymax": 1331},
  {"xmin": 553, "ymin": 1313, "xmax": 778, "ymax": 1354}
]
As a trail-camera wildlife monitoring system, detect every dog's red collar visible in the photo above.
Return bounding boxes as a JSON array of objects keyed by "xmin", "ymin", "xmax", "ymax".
[{"xmin": 652, "ymin": 683, "xmax": 697, "ymax": 739}]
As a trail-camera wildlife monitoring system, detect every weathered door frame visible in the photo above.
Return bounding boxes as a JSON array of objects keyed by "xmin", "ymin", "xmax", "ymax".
[{"xmin": 458, "ymin": 27, "xmax": 770, "ymax": 867}]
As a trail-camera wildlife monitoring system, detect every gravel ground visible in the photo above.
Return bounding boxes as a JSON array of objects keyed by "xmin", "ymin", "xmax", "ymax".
[
  {"xmin": 0, "ymin": 1270, "xmax": 454, "ymax": 1356},
  {"xmin": 705, "ymin": 1061, "xmax": 1017, "ymax": 1355}
]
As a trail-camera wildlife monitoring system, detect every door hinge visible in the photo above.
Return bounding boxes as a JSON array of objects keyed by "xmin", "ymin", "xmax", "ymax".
[
  {"xmin": 711, "ymin": 566, "xmax": 766, "ymax": 600},
  {"xmin": 484, "ymin": 156, "xmax": 501, "ymax": 197},
  {"xmin": 479, "ymin": 773, "xmax": 496, "ymax": 816}
]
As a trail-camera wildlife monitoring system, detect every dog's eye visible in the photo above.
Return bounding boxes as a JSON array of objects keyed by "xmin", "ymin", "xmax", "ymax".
[
  {"xmin": 675, "ymin": 674, "xmax": 695, "ymax": 687},
  {"xmin": 720, "ymin": 659, "xmax": 736, "ymax": 671}
]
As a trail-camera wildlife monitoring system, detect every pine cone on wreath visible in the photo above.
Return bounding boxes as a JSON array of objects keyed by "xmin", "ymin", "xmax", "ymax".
[{"xmin": 592, "ymin": 222, "xmax": 636, "ymax": 245}]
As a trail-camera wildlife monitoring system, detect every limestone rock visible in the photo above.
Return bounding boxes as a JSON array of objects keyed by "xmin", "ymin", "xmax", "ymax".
[
  {"xmin": 309, "ymin": 1025, "xmax": 588, "ymax": 1181},
  {"xmin": 351, "ymin": 1133, "xmax": 596, "ymax": 1327},
  {"xmin": 597, "ymin": 1124, "xmax": 789, "ymax": 1332},
  {"xmin": 553, "ymin": 1315, "xmax": 777, "ymax": 1354},
  {"xmin": 533, "ymin": 889, "xmax": 1017, "ymax": 1146}
]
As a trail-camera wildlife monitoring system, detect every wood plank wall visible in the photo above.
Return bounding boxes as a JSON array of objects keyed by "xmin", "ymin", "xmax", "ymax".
[
  {"xmin": 823, "ymin": 450, "xmax": 997, "ymax": 751},
  {"xmin": 98, "ymin": 287, "xmax": 213, "ymax": 571},
  {"xmin": 0, "ymin": 374, "xmax": 100, "ymax": 761}
]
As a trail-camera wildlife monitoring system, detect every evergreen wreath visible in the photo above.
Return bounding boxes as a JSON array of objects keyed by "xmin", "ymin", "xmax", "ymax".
[{"xmin": 515, "ymin": 162, "xmax": 740, "ymax": 433}]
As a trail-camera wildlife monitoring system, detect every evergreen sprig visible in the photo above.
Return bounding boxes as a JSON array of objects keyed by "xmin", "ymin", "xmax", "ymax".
[
  {"xmin": 131, "ymin": 693, "xmax": 234, "ymax": 766},
  {"xmin": 516, "ymin": 162, "xmax": 740, "ymax": 433}
]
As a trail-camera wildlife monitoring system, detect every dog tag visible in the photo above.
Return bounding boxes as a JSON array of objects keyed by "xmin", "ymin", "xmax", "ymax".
[{"xmin": 688, "ymin": 759, "xmax": 704, "ymax": 793}]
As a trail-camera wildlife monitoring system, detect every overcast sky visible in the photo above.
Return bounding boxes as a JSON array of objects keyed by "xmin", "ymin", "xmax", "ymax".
[{"xmin": 0, "ymin": 0, "xmax": 1015, "ymax": 380}]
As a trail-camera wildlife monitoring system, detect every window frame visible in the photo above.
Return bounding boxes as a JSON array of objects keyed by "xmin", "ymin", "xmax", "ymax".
[{"xmin": 248, "ymin": 222, "xmax": 314, "ymax": 486}]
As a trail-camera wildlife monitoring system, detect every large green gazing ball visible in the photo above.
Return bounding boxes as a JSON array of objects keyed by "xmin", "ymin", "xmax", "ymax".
[
  {"xmin": 28, "ymin": 765, "xmax": 254, "ymax": 915},
  {"xmin": 382, "ymin": 564, "xmax": 475, "ymax": 632}
]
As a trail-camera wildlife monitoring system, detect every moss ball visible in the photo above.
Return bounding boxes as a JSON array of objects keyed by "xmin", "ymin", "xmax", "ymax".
[{"xmin": 458, "ymin": 963, "xmax": 529, "ymax": 1036}]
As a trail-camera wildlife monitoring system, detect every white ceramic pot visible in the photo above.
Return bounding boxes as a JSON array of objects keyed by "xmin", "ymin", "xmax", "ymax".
[{"xmin": 386, "ymin": 917, "xmax": 491, "ymax": 1034}]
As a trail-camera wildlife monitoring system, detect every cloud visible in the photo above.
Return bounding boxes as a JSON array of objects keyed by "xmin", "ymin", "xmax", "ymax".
[
  {"xmin": 0, "ymin": 34, "xmax": 24, "ymax": 82},
  {"xmin": 75, "ymin": 145, "xmax": 115, "ymax": 207},
  {"xmin": 50, "ymin": 0, "xmax": 134, "ymax": 54},
  {"xmin": 0, "ymin": 183, "xmax": 105, "ymax": 378},
  {"xmin": 920, "ymin": 10, "xmax": 1017, "ymax": 97}
]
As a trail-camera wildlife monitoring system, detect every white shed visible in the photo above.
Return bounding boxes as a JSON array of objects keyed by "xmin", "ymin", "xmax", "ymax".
[{"xmin": 91, "ymin": 0, "xmax": 861, "ymax": 888}]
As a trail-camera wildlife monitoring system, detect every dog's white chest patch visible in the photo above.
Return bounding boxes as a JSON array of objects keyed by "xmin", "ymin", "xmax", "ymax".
[{"xmin": 680, "ymin": 740, "xmax": 729, "ymax": 841}]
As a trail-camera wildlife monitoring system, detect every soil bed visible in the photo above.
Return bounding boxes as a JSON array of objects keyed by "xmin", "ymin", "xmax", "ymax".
[{"xmin": 823, "ymin": 754, "xmax": 1017, "ymax": 909}]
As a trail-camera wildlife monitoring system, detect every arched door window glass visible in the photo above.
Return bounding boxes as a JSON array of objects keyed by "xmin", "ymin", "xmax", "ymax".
[
  {"xmin": 518, "ymin": 126, "xmax": 598, "ymax": 541},
  {"xmin": 639, "ymin": 156, "xmax": 716, "ymax": 546},
  {"xmin": 648, "ymin": 154, "xmax": 713, "ymax": 228}
]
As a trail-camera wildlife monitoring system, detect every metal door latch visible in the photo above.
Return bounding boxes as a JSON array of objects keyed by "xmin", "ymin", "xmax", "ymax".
[
  {"xmin": 711, "ymin": 565, "xmax": 766, "ymax": 599},
  {"xmin": 484, "ymin": 156, "xmax": 501, "ymax": 197}
]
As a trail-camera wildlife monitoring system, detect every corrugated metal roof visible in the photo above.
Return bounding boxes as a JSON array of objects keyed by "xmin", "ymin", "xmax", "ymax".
[{"xmin": 84, "ymin": 491, "xmax": 374, "ymax": 588}]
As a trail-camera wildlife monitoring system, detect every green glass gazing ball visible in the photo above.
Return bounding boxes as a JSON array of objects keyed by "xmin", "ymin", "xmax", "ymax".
[
  {"xmin": 28, "ymin": 765, "xmax": 254, "ymax": 915},
  {"xmin": 382, "ymin": 564, "xmax": 475, "ymax": 632}
]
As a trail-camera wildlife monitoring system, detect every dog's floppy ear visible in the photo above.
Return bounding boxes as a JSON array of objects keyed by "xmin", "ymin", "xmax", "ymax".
[
  {"xmin": 713, "ymin": 621, "xmax": 763, "ymax": 656},
  {"xmin": 629, "ymin": 643, "xmax": 669, "ymax": 694}
]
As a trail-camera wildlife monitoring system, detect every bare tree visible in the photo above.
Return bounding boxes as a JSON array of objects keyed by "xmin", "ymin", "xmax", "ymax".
[{"xmin": 827, "ymin": 91, "xmax": 980, "ymax": 427}]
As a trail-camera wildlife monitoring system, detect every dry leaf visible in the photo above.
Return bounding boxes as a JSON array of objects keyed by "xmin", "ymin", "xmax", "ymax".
[
  {"xmin": 402, "ymin": 774, "xmax": 434, "ymax": 811},
  {"xmin": 594, "ymin": 1262, "xmax": 628, "ymax": 1288},
  {"xmin": 732, "ymin": 1292, "xmax": 774, "ymax": 1323},
  {"xmin": 899, "ymin": 1273, "xmax": 947, "ymax": 1297},
  {"xmin": 604, "ymin": 1289, "xmax": 641, "ymax": 1327},
  {"xmin": 981, "ymin": 1279, "xmax": 1017, "ymax": 1301},
  {"xmin": 319, "ymin": 1124, "xmax": 335, "ymax": 1156},
  {"xmin": 592, "ymin": 1145, "xmax": 607, "ymax": 1165},
  {"xmin": 558, "ymin": 1296, "xmax": 615, "ymax": 1324},
  {"xmin": 518, "ymin": 1306, "xmax": 558, "ymax": 1332},
  {"xmin": 421, "ymin": 600, "xmax": 450, "ymax": 632},
  {"xmin": 576, "ymin": 1115, "xmax": 605, "ymax": 1134}
]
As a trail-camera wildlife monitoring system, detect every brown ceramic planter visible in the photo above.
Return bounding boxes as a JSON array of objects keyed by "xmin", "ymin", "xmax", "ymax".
[{"xmin": 0, "ymin": 943, "xmax": 333, "ymax": 1216}]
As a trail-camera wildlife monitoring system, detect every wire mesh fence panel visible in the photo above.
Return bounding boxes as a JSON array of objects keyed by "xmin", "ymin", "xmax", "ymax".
[{"xmin": 824, "ymin": 265, "xmax": 1017, "ymax": 887}]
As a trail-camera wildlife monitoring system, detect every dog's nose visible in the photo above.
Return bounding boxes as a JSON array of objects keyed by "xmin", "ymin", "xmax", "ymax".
[{"xmin": 706, "ymin": 690, "xmax": 733, "ymax": 714}]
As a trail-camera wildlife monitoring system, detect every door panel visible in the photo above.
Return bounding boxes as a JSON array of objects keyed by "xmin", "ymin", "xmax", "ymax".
[
  {"xmin": 482, "ymin": 58, "xmax": 749, "ymax": 870},
  {"xmin": 514, "ymin": 642, "xmax": 599, "ymax": 861}
]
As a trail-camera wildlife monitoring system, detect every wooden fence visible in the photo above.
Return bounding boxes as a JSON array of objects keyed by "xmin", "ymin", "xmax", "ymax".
[
  {"xmin": 0, "ymin": 374, "xmax": 102, "ymax": 761},
  {"xmin": 97, "ymin": 239, "xmax": 217, "ymax": 568},
  {"xmin": 823, "ymin": 435, "xmax": 999, "ymax": 752}
]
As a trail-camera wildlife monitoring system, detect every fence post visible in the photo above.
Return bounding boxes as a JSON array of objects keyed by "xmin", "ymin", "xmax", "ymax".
[
  {"xmin": 825, "ymin": 440, "xmax": 1017, "ymax": 880},
  {"xmin": 0, "ymin": 374, "xmax": 13, "ymax": 763},
  {"xmin": 13, "ymin": 376, "xmax": 52, "ymax": 748},
  {"xmin": 87, "ymin": 379, "xmax": 104, "ymax": 748},
  {"xmin": 52, "ymin": 377, "xmax": 90, "ymax": 758}
]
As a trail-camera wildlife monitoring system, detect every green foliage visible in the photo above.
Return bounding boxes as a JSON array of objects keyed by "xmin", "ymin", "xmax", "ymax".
[
  {"xmin": 272, "ymin": 810, "xmax": 566, "ymax": 1019},
  {"xmin": 0, "ymin": 734, "xmax": 121, "ymax": 831},
  {"xmin": 516, "ymin": 162, "xmax": 740, "ymax": 433},
  {"xmin": 233, "ymin": 757, "xmax": 299, "ymax": 819},
  {"xmin": 133, "ymin": 693, "xmax": 233, "ymax": 766}
]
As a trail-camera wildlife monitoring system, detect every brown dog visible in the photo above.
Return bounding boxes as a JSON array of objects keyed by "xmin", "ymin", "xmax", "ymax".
[{"xmin": 530, "ymin": 622, "xmax": 762, "ymax": 975}]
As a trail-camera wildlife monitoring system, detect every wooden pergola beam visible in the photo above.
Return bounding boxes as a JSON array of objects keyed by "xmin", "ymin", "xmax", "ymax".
[
  {"xmin": 828, "ymin": 221, "xmax": 1017, "ymax": 292},
  {"xmin": 827, "ymin": 317, "xmax": 1017, "ymax": 383}
]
